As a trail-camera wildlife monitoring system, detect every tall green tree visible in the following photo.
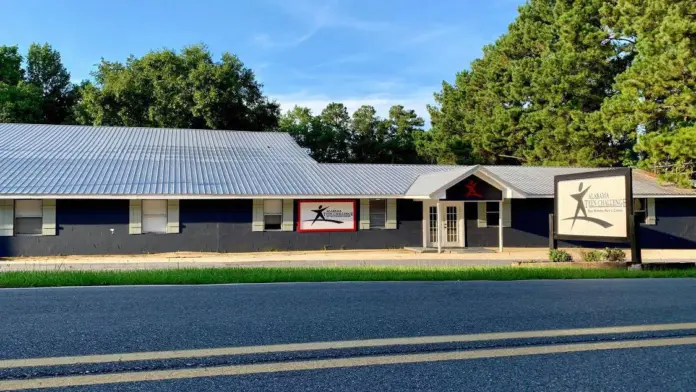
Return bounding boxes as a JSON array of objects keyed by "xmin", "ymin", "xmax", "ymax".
[
  {"xmin": 26, "ymin": 43, "xmax": 76, "ymax": 124},
  {"xmin": 0, "ymin": 82, "xmax": 43, "ymax": 123},
  {"xmin": 349, "ymin": 105, "xmax": 383, "ymax": 162},
  {"xmin": 427, "ymin": 0, "xmax": 633, "ymax": 166},
  {"xmin": 0, "ymin": 45, "xmax": 42, "ymax": 123},
  {"xmin": 601, "ymin": 0, "xmax": 696, "ymax": 186},
  {"xmin": 318, "ymin": 103, "xmax": 352, "ymax": 162},
  {"xmin": 382, "ymin": 105, "xmax": 425, "ymax": 164},
  {"xmin": 279, "ymin": 106, "xmax": 340, "ymax": 162},
  {"xmin": 75, "ymin": 44, "xmax": 280, "ymax": 131},
  {"xmin": 0, "ymin": 46, "xmax": 24, "ymax": 85}
]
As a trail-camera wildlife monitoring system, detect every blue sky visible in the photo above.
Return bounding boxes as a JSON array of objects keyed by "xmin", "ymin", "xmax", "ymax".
[{"xmin": 1, "ymin": 0, "xmax": 525, "ymax": 124}]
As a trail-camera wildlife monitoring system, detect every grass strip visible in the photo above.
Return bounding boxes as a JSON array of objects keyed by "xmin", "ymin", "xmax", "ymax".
[{"xmin": 1, "ymin": 266, "xmax": 696, "ymax": 288}]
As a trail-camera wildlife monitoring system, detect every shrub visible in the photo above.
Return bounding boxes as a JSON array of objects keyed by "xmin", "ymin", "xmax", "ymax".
[
  {"xmin": 581, "ymin": 250, "xmax": 603, "ymax": 262},
  {"xmin": 549, "ymin": 249, "xmax": 573, "ymax": 263},
  {"xmin": 603, "ymin": 248, "xmax": 627, "ymax": 262}
]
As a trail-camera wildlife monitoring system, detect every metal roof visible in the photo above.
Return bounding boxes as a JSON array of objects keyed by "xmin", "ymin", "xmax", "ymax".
[
  {"xmin": 481, "ymin": 166, "xmax": 696, "ymax": 197},
  {"xmin": 0, "ymin": 124, "xmax": 693, "ymax": 198},
  {"xmin": 405, "ymin": 167, "xmax": 475, "ymax": 197},
  {"xmin": 0, "ymin": 124, "xmax": 458, "ymax": 197},
  {"xmin": 0, "ymin": 124, "xmax": 321, "ymax": 196}
]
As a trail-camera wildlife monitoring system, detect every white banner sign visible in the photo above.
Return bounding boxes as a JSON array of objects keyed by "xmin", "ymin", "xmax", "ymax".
[
  {"xmin": 556, "ymin": 174, "xmax": 629, "ymax": 238},
  {"xmin": 298, "ymin": 201, "xmax": 356, "ymax": 232}
]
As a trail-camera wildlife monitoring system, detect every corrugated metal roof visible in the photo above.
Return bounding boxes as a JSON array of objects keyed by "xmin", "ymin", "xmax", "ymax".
[
  {"xmin": 1, "ymin": 124, "xmax": 693, "ymax": 198},
  {"xmin": 316, "ymin": 164, "xmax": 462, "ymax": 196},
  {"xmin": 0, "ymin": 124, "xmax": 323, "ymax": 195},
  {"xmin": 482, "ymin": 166, "xmax": 696, "ymax": 197},
  {"xmin": 0, "ymin": 124, "xmax": 459, "ymax": 196}
]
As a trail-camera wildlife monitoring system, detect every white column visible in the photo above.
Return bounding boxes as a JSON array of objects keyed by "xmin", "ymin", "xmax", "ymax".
[
  {"xmin": 498, "ymin": 200, "xmax": 504, "ymax": 253},
  {"xmin": 437, "ymin": 200, "xmax": 442, "ymax": 254},
  {"xmin": 422, "ymin": 202, "xmax": 428, "ymax": 249}
]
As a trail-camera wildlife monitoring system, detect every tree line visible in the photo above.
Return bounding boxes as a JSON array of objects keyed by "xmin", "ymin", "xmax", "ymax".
[
  {"xmin": 427, "ymin": 0, "xmax": 695, "ymax": 185},
  {"xmin": 1, "ymin": 0, "xmax": 694, "ymax": 183}
]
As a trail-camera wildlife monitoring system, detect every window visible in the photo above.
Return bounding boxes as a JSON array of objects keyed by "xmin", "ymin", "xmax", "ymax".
[
  {"xmin": 634, "ymin": 198, "xmax": 647, "ymax": 224},
  {"xmin": 428, "ymin": 206, "xmax": 437, "ymax": 243},
  {"xmin": 264, "ymin": 200, "xmax": 282, "ymax": 231},
  {"xmin": 486, "ymin": 202, "xmax": 500, "ymax": 227},
  {"xmin": 142, "ymin": 200, "xmax": 168, "ymax": 234},
  {"xmin": 15, "ymin": 200, "xmax": 43, "ymax": 235},
  {"xmin": 369, "ymin": 199, "xmax": 386, "ymax": 229}
]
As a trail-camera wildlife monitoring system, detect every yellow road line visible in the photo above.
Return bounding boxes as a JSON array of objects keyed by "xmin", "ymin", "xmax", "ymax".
[
  {"xmin": 2, "ymin": 336, "xmax": 696, "ymax": 390},
  {"xmin": 2, "ymin": 322, "xmax": 696, "ymax": 370}
]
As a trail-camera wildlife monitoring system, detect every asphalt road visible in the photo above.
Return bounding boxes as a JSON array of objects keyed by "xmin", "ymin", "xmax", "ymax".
[{"xmin": 2, "ymin": 279, "xmax": 696, "ymax": 391}]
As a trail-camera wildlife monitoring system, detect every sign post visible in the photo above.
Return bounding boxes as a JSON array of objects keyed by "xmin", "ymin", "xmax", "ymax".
[{"xmin": 553, "ymin": 168, "xmax": 641, "ymax": 264}]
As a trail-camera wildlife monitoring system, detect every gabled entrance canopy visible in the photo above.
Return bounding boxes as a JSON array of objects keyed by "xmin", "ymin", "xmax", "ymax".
[
  {"xmin": 409, "ymin": 166, "xmax": 515, "ymax": 254},
  {"xmin": 405, "ymin": 165, "xmax": 527, "ymax": 200}
]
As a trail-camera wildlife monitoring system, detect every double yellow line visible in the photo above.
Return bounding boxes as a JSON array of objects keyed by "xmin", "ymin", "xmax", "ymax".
[{"xmin": 2, "ymin": 322, "xmax": 696, "ymax": 390}]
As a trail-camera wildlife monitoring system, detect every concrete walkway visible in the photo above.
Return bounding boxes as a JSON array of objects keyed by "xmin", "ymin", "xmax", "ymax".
[{"xmin": 1, "ymin": 248, "xmax": 695, "ymax": 271}]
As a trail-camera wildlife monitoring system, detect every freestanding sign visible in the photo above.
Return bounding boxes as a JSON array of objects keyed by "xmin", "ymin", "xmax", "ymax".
[
  {"xmin": 297, "ymin": 200, "xmax": 356, "ymax": 232},
  {"xmin": 553, "ymin": 168, "xmax": 641, "ymax": 263}
]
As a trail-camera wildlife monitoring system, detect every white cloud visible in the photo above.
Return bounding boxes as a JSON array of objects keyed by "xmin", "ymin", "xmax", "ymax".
[
  {"xmin": 252, "ymin": 27, "xmax": 320, "ymax": 48},
  {"xmin": 309, "ymin": 53, "xmax": 370, "ymax": 69},
  {"xmin": 254, "ymin": 0, "xmax": 398, "ymax": 48},
  {"xmin": 271, "ymin": 89, "xmax": 436, "ymax": 125},
  {"xmin": 270, "ymin": 0, "xmax": 396, "ymax": 33},
  {"xmin": 404, "ymin": 26, "xmax": 459, "ymax": 46}
]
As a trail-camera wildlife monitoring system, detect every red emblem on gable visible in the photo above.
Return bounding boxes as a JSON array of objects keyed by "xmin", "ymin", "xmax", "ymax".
[{"xmin": 465, "ymin": 179, "xmax": 483, "ymax": 198}]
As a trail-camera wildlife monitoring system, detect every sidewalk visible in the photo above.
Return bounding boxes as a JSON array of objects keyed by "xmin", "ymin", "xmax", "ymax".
[{"xmin": 1, "ymin": 248, "xmax": 695, "ymax": 271}]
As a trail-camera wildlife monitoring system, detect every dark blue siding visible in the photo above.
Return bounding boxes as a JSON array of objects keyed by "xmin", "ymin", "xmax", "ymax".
[
  {"xmin": 640, "ymin": 199, "xmax": 696, "ymax": 248},
  {"xmin": 465, "ymin": 198, "xmax": 696, "ymax": 249},
  {"xmin": 0, "ymin": 199, "xmax": 423, "ymax": 257}
]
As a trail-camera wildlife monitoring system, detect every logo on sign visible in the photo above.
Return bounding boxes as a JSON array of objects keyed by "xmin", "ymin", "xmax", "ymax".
[
  {"xmin": 563, "ymin": 182, "xmax": 620, "ymax": 229},
  {"xmin": 465, "ymin": 179, "xmax": 482, "ymax": 198},
  {"xmin": 305, "ymin": 205, "xmax": 344, "ymax": 226}
]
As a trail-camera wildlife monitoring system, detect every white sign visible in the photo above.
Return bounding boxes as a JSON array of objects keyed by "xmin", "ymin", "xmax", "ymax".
[
  {"xmin": 556, "ymin": 174, "xmax": 629, "ymax": 239},
  {"xmin": 298, "ymin": 201, "xmax": 356, "ymax": 232}
]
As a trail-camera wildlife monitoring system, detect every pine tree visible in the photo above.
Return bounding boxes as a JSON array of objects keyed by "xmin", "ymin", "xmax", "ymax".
[{"xmin": 601, "ymin": 0, "xmax": 696, "ymax": 186}]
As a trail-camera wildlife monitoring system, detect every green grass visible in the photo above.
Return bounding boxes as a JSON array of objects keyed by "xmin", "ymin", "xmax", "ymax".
[{"xmin": 1, "ymin": 266, "xmax": 696, "ymax": 288}]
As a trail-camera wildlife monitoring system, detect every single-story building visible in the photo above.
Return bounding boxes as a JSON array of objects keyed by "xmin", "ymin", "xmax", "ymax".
[{"xmin": 1, "ymin": 123, "xmax": 695, "ymax": 257}]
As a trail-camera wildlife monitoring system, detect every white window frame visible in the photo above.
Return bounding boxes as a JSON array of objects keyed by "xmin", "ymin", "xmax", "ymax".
[
  {"xmin": 263, "ymin": 199, "xmax": 283, "ymax": 231},
  {"xmin": 369, "ymin": 199, "xmax": 387, "ymax": 229},
  {"xmin": 14, "ymin": 200, "xmax": 43, "ymax": 236},
  {"xmin": 142, "ymin": 199, "xmax": 168, "ymax": 234}
]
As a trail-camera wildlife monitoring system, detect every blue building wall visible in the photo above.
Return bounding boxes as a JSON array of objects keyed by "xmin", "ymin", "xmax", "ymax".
[
  {"xmin": 465, "ymin": 198, "xmax": 696, "ymax": 249},
  {"xmin": 0, "ymin": 197, "xmax": 694, "ymax": 257},
  {"xmin": 0, "ymin": 199, "xmax": 424, "ymax": 257}
]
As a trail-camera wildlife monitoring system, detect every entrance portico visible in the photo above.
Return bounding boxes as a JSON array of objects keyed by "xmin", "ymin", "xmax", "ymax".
[{"xmin": 411, "ymin": 167, "xmax": 515, "ymax": 253}]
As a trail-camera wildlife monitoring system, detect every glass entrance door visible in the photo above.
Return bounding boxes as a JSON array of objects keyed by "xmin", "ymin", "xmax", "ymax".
[
  {"xmin": 426, "ymin": 202, "xmax": 463, "ymax": 247},
  {"xmin": 445, "ymin": 206, "xmax": 458, "ymax": 245}
]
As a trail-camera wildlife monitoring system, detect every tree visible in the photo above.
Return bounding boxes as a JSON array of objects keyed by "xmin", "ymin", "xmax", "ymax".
[
  {"xmin": 382, "ymin": 105, "xmax": 425, "ymax": 164},
  {"xmin": 0, "ymin": 82, "xmax": 43, "ymax": 123},
  {"xmin": 427, "ymin": 0, "xmax": 633, "ymax": 167},
  {"xmin": 0, "ymin": 46, "xmax": 23, "ymax": 85},
  {"xmin": 601, "ymin": 0, "xmax": 696, "ymax": 186},
  {"xmin": 315, "ymin": 103, "xmax": 351, "ymax": 162},
  {"xmin": 277, "ymin": 103, "xmax": 427, "ymax": 164},
  {"xmin": 25, "ymin": 43, "xmax": 76, "ymax": 124},
  {"xmin": 0, "ymin": 45, "xmax": 42, "ymax": 123},
  {"xmin": 279, "ymin": 106, "xmax": 339, "ymax": 162},
  {"xmin": 423, "ymin": 71, "xmax": 479, "ymax": 164},
  {"xmin": 75, "ymin": 44, "xmax": 280, "ymax": 131},
  {"xmin": 349, "ymin": 105, "xmax": 384, "ymax": 163}
]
